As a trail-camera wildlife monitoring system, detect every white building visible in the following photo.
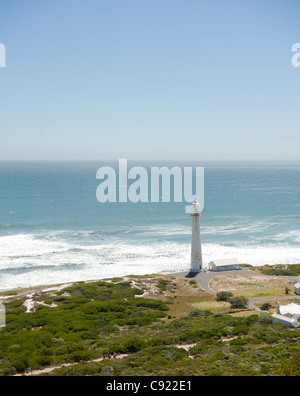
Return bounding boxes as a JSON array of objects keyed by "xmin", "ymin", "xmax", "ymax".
[
  {"xmin": 208, "ymin": 258, "xmax": 240, "ymax": 272},
  {"xmin": 271, "ymin": 302, "xmax": 300, "ymax": 328},
  {"xmin": 294, "ymin": 282, "xmax": 300, "ymax": 295}
]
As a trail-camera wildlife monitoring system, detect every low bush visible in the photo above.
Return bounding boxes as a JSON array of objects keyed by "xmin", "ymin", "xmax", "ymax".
[{"xmin": 216, "ymin": 291, "xmax": 233, "ymax": 302}]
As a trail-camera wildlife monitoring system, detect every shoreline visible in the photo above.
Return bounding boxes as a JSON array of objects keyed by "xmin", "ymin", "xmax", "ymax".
[
  {"xmin": 1, "ymin": 260, "xmax": 300, "ymax": 295},
  {"xmin": 1, "ymin": 262, "xmax": 300, "ymax": 301}
]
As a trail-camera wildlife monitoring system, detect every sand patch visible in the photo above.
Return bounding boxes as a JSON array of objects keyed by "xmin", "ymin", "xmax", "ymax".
[{"xmin": 209, "ymin": 274, "xmax": 291, "ymax": 298}]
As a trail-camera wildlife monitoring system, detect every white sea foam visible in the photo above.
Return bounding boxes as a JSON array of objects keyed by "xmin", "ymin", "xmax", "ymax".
[
  {"xmin": 1, "ymin": 232, "xmax": 300, "ymax": 291},
  {"xmin": 203, "ymin": 243, "xmax": 300, "ymax": 266},
  {"xmin": 271, "ymin": 230, "xmax": 300, "ymax": 243},
  {"xmin": 138, "ymin": 225, "xmax": 191, "ymax": 236},
  {"xmin": 202, "ymin": 221, "xmax": 277, "ymax": 235},
  {"xmin": 0, "ymin": 234, "xmax": 69, "ymax": 258}
]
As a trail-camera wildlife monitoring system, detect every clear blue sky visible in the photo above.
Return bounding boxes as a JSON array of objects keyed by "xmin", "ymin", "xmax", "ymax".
[{"xmin": 0, "ymin": 0, "xmax": 299, "ymax": 161}]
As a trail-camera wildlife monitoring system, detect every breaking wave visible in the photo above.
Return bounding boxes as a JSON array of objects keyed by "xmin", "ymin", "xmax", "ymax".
[{"xmin": 0, "ymin": 228, "xmax": 300, "ymax": 291}]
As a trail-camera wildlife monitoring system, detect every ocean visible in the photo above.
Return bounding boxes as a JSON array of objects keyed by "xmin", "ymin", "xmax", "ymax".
[{"xmin": 1, "ymin": 161, "xmax": 300, "ymax": 291}]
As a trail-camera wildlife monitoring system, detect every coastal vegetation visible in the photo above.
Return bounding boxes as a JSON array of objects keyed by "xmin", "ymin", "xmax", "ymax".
[
  {"xmin": 257, "ymin": 264, "xmax": 300, "ymax": 277},
  {"xmin": 0, "ymin": 271, "xmax": 300, "ymax": 376}
]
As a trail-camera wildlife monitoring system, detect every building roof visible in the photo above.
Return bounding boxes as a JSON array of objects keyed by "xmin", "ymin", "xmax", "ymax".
[
  {"xmin": 209, "ymin": 258, "xmax": 239, "ymax": 267},
  {"xmin": 279, "ymin": 303, "xmax": 300, "ymax": 316}
]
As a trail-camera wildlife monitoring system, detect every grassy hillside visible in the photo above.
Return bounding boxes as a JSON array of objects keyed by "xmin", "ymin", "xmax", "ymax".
[
  {"xmin": 0, "ymin": 274, "xmax": 300, "ymax": 376},
  {"xmin": 257, "ymin": 264, "xmax": 300, "ymax": 277}
]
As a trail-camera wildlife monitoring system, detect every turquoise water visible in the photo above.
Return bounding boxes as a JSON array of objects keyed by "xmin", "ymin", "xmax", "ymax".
[{"xmin": 1, "ymin": 161, "xmax": 300, "ymax": 291}]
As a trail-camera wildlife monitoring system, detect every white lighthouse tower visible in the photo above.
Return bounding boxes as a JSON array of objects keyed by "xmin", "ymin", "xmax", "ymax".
[{"xmin": 189, "ymin": 199, "xmax": 203, "ymax": 274}]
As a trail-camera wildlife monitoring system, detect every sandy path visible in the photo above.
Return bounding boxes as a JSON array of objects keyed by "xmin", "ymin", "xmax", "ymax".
[
  {"xmin": 14, "ymin": 343, "xmax": 198, "ymax": 376},
  {"xmin": 14, "ymin": 354, "xmax": 129, "ymax": 376}
]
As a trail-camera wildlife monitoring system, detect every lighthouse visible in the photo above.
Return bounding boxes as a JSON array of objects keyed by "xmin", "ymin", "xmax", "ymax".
[{"xmin": 189, "ymin": 199, "xmax": 203, "ymax": 274}]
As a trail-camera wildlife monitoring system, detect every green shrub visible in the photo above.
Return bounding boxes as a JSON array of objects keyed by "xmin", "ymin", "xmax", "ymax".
[
  {"xmin": 230, "ymin": 296, "xmax": 248, "ymax": 309},
  {"xmin": 280, "ymin": 352, "xmax": 300, "ymax": 376},
  {"xmin": 230, "ymin": 337, "xmax": 249, "ymax": 346},
  {"xmin": 8, "ymin": 344, "xmax": 21, "ymax": 352},
  {"xmin": 259, "ymin": 313, "xmax": 272, "ymax": 325},
  {"xmin": 43, "ymin": 298, "xmax": 53, "ymax": 305},
  {"xmin": 51, "ymin": 338, "xmax": 66, "ymax": 345},
  {"xmin": 208, "ymin": 369, "xmax": 223, "ymax": 376},
  {"xmin": 122, "ymin": 337, "xmax": 147, "ymax": 353},
  {"xmin": 69, "ymin": 350, "xmax": 91, "ymax": 363},
  {"xmin": 30, "ymin": 355, "xmax": 53, "ymax": 369},
  {"xmin": 189, "ymin": 308, "xmax": 204, "ymax": 317},
  {"xmin": 156, "ymin": 280, "xmax": 169, "ymax": 291},
  {"xmin": 3, "ymin": 367, "xmax": 17, "ymax": 376},
  {"xmin": 233, "ymin": 325, "xmax": 249, "ymax": 336},
  {"xmin": 13, "ymin": 358, "xmax": 29, "ymax": 373},
  {"xmin": 9, "ymin": 300, "xmax": 24, "ymax": 309},
  {"xmin": 216, "ymin": 291, "xmax": 233, "ymax": 302}
]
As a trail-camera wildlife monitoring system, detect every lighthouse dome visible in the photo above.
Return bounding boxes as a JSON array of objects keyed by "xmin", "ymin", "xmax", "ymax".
[{"xmin": 192, "ymin": 200, "xmax": 200, "ymax": 213}]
